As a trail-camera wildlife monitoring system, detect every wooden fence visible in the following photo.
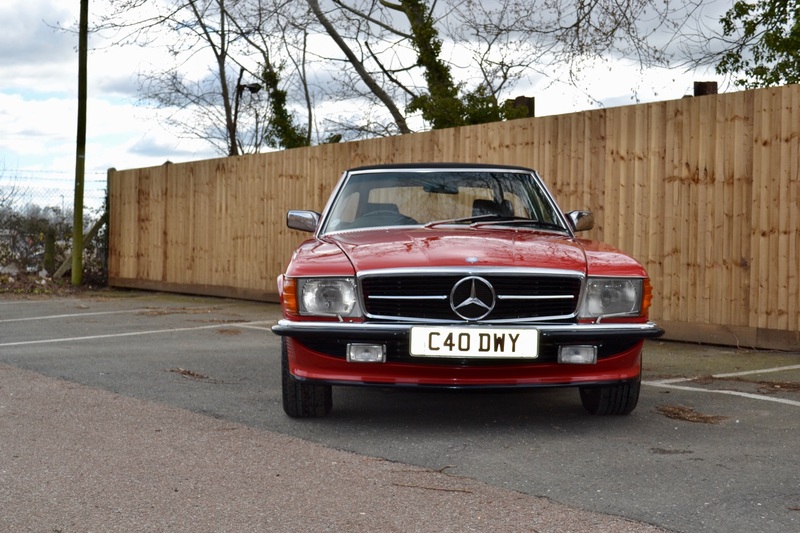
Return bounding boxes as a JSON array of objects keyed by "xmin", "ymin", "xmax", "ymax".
[{"xmin": 108, "ymin": 84, "xmax": 800, "ymax": 350}]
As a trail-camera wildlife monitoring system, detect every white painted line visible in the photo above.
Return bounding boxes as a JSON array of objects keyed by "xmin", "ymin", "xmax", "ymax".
[
  {"xmin": 236, "ymin": 322, "xmax": 276, "ymax": 331},
  {"xmin": 0, "ymin": 302, "xmax": 250, "ymax": 323},
  {"xmin": 647, "ymin": 377, "xmax": 695, "ymax": 385},
  {"xmin": 0, "ymin": 299, "xmax": 65, "ymax": 305},
  {"xmin": 647, "ymin": 364, "xmax": 800, "ymax": 387},
  {"xmin": 0, "ymin": 309, "xmax": 146, "ymax": 323},
  {"xmin": 645, "ymin": 362, "xmax": 800, "ymax": 407},
  {"xmin": 0, "ymin": 322, "xmax": 264, "ymax": 348},
  {"xmin": 712, "ymin": 365, "xmax": 800, "ymax": 378},
  {"xmin": 643, "ymin": 380, "xmax": 800, "ymax": 407}
]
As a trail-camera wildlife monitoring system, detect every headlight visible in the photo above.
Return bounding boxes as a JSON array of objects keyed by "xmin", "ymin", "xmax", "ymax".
[
  {"xmin": 580, "ymin": 278, "xmax": 644, "ymax": 319},
  {"xmin": 297, "ymin": 278, "xmax": 360, "ymax": 317}
]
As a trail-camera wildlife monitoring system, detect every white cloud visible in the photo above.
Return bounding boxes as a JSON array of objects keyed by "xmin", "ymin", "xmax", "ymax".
[
  {"xmin": 0, "ymin": 2, "xmax": 75, "ymax": 69},
  {"xmin": 0, "ymin": 0, "xmax": 217, "ymax": 210},
  {"xmin": 499, "ymin": 47, "xmax": 727, "ymax": 120}
]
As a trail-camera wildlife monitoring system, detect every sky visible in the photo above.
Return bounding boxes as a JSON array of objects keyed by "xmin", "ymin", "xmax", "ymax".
[
  {"xmin": 0, "ymin": 0, "xmax": 220, "ymax": 210},
  {"xmin": 0, "ymin": 0, "xmax": 726, "ymax": 211}
]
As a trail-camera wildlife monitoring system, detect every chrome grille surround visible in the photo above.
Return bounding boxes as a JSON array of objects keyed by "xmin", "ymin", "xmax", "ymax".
[{"xmin": 358, "ymin": 267, "xmax": 585, "ymax": 323}]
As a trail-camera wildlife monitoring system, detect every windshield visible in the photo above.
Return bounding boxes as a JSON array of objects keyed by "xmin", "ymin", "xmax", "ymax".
[{"xmin": 319, "ymin": 169, "xmax": 568, "ymax": 234}]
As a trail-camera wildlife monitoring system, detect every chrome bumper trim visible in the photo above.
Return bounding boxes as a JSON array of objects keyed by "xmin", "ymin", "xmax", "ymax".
[{"xmin": 273, "ymin": 320, "xmax": 664, "ymax": 339}]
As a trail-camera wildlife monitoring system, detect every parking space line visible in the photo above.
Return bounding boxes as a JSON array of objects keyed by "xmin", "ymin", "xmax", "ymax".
[
  {"xmin": 236, "ymin": 323, "xmax": 276, "ymax": 331},
  {"xmin": 0, "ymin": 302, "xmax": 250, "ymax": 323},
  {"xmin": 644, "ymin": 362, "xmax": 800, "ymax": 407},
  {"xmin": 0, "ymin": 300, "xmax": 57, "ymax": 305},
  {"xmin": 0, "ymin": 309, "xmax": 147, "ymax": 323},
  {"xmin": 0, "ymin": 321, "xmax": 273, "ymax": 348},
  {"xmin": 712, "ymin": 364, "xmax": 800, "ymax": 378},
  {"xmin": 643, "ymin": 380, "xmax": 800, "ymax": 407}
]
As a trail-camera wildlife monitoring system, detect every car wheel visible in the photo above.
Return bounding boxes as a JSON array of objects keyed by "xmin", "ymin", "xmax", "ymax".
[
  {"xmin": 281, "ymin": 338, "xmax": 332, "ymax": 418},
  {"xmin": 579, "ymin": 373, "xmax": 641, "ymax": 416}
]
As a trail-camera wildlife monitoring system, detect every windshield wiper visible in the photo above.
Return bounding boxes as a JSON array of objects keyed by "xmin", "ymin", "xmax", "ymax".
[
  {"xmin": 423, "ymin": 214, "xmax": 501, "ymax": 228},
  {"xmin": 471, "ymin": 218, "xmax": 567, "ymax": 232},
  {"xmin": 425, "ymin": 215, "xmax": 567, "ymax": 232}
]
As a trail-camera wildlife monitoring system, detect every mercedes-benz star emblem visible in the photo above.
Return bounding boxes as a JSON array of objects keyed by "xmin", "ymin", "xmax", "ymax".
[{"xmin": 450, "ymin": 276, "xmax": 496, "ymax": 321}]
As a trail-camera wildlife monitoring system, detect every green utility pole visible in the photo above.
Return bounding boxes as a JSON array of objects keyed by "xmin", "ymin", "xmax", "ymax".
[{"xmin": 72, "ymin": 0, "xmax": 89, "ymax": 285}]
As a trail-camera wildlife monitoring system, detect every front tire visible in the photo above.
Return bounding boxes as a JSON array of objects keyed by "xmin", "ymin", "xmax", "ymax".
[
  {"xmin": 579, "ymin": 374, "xmax": 641, "ymax": 415},
  {"xmin": 281, "ymin": 339, "xmax": 332, "ymax": 418}
]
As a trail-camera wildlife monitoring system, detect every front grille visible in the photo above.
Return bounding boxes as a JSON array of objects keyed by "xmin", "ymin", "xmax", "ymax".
[{"xmin": 361, "ymin": 273, "xmax": 582, "ymax": 322}]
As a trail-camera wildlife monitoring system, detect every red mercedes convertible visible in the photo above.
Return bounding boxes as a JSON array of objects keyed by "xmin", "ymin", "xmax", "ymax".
[{"xmin": 272, "ymin": 163, "xmax": 663, "ymax": 417}]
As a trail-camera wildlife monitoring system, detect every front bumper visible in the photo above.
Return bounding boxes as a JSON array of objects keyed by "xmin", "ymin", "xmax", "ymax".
[
  {"xmin": 273, "ymin": 320, "xmax": 664, "ymax": 388},
  {"xmin": 272, "ymin": 319, "xmax": 664, "ymax": 342}
]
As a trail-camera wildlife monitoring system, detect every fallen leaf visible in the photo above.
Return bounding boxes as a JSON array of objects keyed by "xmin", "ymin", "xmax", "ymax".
[
  {"xmin": 169, "ymin": 367, "xmax": 209, "ymax": 380},
  {"xmin": 656, "ymin": 404, "xmax": 728, "ymax": 424}
]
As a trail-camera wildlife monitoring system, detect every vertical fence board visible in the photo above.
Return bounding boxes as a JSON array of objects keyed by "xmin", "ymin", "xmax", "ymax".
[
  {"xmin": 588, "ymin": 109, "xmax": 606, "ymax": 244},
  {"xmin": 712, "ymin": 95, "xmax": 731, "ymax": 325},
  {"xmin": 681, "ymin": 97, "xmax": 696, "ymax": 324},
  {"xmin": 765, "ymin": 88, "xmax": 783, "ymax": 331},
  {"xmin": 774, "ymin": 88, "xmax": 790, "ymax": 331},
  {"xmin": 163, "ymin": 164, "xmax": 183, "ymax": 284},
  {"xmin": 662, "ymin": 99, "xmax": 681, "ymax": 321},
  {"xmin": 646, "ymin": 103, "xmax": 667, "ymax": 316},
  {"xmin": 631, "ymin": 104, "xmax": 647, "ymax": 261},
  {"xmin": 751, "ymin": 89, "xmax": 771, "ymax": 330},
  {"xmin": 733, "ymin": 91, "xmax": 754, "ymax": 328},
  {"xmin": 778, "ymin": 85, "xmax": 800, "ymax": 331},
  {"xmin": 789, "ymin": 86, "xmax": 800, "ymax": 332}
]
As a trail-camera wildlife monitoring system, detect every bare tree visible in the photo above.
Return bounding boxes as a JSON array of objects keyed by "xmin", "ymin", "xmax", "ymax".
[
  {"xmin": 225, "ymin": 0, "xmax": 312, "ymax": 147},
  {"xmin": 442, "ymin": 0, "xmax": 674, "ymax": 95},
  {"xmin": 93, "ymin": 0, "xmax": 310, "ymax": 155},
  {"xmin": 306, "ymin": 0, "xmax": 413, "ymax": 135},
  {"xmin": 86, "ymin": 0, "xmax": 712, "ymax": 152},
  {"xmin": 305, "ymin": 0, "xmax": 701, "ymax": 136}
]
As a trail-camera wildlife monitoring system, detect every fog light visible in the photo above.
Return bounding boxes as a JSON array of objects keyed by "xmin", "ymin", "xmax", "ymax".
[
  {"xmin": 347, "ymin": 343, "xmax": 386, "ymax": 363},
  {"xmin": 558, "ymin": 346, "xmax": 597, "ymax": 364}
]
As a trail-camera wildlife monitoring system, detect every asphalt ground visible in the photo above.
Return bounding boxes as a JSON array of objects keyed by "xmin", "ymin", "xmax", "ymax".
[{"xmin": 1, "ymin": 290, "xmax": 799, "ymax": 532}]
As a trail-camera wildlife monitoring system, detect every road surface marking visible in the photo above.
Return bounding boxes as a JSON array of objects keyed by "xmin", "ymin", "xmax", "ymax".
[
  {"xmin": 644, "ymin": 364, "xmax": 800, "ymax": 407},
  {"xmin": 0, "ymin": 321, "xmax": 273, "ymax": 347}
]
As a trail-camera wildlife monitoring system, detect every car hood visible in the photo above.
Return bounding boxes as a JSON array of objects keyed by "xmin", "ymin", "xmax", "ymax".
[{"xmin": 325, "ymin": 227, "xmax": 588, "ymax": 273}]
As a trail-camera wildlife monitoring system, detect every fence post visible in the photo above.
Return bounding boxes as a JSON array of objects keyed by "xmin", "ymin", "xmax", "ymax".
[{"xmin": 44, "ymin": 226, "xmax": 56, "ymax": 274}]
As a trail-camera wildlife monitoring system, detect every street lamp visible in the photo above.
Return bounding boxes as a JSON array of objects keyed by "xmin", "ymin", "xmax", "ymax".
[
  {"xmin": 239, "ymin": 83, "xmax": 262, "ymax": 94},
  {"xmin": 231, "ymin": 81, "xmax": 262, "ymax": 156}
]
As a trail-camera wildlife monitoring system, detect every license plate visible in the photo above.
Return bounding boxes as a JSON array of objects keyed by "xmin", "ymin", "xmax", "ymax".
[{"xmin": 409, "ymin": 326, "xmax": 538, "ymax": 358}]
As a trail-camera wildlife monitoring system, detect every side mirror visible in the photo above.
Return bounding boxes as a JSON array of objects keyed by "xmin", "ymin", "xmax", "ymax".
[
  {"xmin": 567, "ymin": 210, "xmax": 594, "ymax": 232},
  {"xmin": 287, "ymin": 210, "xmax": 320, "ymax": 233}
]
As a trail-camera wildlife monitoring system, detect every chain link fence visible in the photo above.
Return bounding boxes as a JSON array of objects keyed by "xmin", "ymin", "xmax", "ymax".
[{"xmin": 0, "ymin": 173, "xmax": 107, "ymax": 284}]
